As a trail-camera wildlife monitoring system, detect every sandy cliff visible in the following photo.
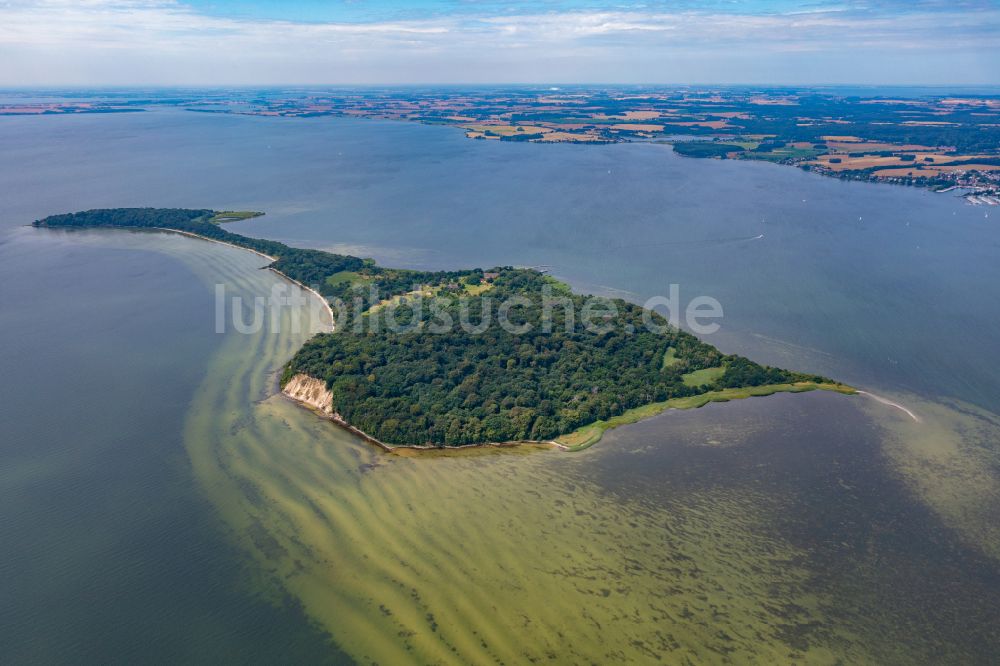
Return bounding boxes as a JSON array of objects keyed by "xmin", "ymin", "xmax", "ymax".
[{"xmin": 282, "ymin": 373, "xmax": 334, "ymax": 415}]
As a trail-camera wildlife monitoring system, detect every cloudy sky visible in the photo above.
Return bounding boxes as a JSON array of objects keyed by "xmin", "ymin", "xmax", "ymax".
[{"xmin": 1, "ymin": 0, "xmax": 998, "ymax": 86}]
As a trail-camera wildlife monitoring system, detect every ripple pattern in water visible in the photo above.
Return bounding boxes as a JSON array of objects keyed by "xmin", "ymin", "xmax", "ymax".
[{"xmin": 181, "ymin": 238, "xmax": 1000, "ymax": 664}]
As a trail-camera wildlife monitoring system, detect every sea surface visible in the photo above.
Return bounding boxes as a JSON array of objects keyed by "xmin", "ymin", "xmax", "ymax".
[{"xmin": 1, "ymin": 105, "xmax": 999, "ymax": 663}]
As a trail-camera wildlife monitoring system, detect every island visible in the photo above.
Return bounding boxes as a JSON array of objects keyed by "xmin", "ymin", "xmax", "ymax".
[{"xmin": 35, "ymin": 208, "xmax": 854, "ymax": 450}]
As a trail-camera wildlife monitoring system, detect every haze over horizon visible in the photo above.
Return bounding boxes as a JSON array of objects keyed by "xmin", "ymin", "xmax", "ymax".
[{"xmin": 1, "ymin": 0, "xmax": 998, "ymax": 87}]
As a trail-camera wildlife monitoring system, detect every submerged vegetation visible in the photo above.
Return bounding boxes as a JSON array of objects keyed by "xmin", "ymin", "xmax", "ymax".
[
  {"xmin": 557, "ymin": 381, "xmax": 856, "ymax": 450},
  {"xmin": 36, "ymin": 208, "xmax": 848, "ymax": 447}
]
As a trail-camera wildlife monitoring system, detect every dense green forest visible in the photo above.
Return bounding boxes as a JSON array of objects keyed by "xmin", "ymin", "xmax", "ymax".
[
  {"xmin": 35, "ymin": 208, "xmax": 366, "ymax": 288},
  {"xmin": 37, "ymin": 208, "xmax": 829, "ymax": 447},
  {"xmin": 672, "ymin": 142, "xmax": 745, "ymax": 158},
  {"xmin": 287, "ymin": 268, "xmax": 820, "ymax": 445},
  {"xmin": 34, "ymin": 208, "xmax": 473, "ymax": 307}
]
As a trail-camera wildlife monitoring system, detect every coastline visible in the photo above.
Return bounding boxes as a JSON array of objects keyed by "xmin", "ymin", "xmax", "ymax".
[
  {"xmin": 555, "ymin": 381, "xmax": 858, "ymax": 451},
  {"xmin": 37, "ymin": 212, "xmax": 861, "ymax": 455},
  {"xmin": 281, "ymin": 373, "xmax": 563, "ymax": 453},
  {"xmin": 153, "ymin": 227, "xmax": 276, "ymax": 261},
  {"xmin": 153, "ymin": 227, "xmax": 336, "ymax": 325},
  {"xmin": 234, "ymin": 110, "xmax": 997, "ymax": 198},
  {"xmin": 265, "ymin": 267, "xmax": 335, "ymax": 326},
  {"xmin": 282, "ymin": 372, "xmax": 856, "ymax": 454}
]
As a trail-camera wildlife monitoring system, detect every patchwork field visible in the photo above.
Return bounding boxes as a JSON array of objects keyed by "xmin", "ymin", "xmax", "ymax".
[
  {"xmin": 158, "ymin": 87, "xmax": 999, "ymax": 193},
  {"xmin": 809, "ymin": 152, "xmax": 993, "ymax": 172}
]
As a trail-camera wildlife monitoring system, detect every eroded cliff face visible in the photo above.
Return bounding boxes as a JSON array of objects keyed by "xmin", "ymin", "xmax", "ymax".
[
  {"xmin": 282, "ymin": 373, "xmax": 333, "ymax": 415},
  {"xmin": 281, "ymin": 372, "xmax": 552, "ymax": 451}
]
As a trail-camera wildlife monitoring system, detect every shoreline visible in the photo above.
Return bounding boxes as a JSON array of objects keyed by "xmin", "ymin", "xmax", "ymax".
[
  {"xmin": 38, "ymin": 214, "xmax": 864, "ymax": 456},
  {"xmin": 265, "ymin": 267, "xmax": 335, "ymax": 327},
  {"xmin": 555, "ymin": 381, "xmax": 859, "ymax": 451},
  {"xmin": 281, "ymin": 373, "xmax": 563, "ymax": 453},
  {"xmin": 152, "ymin": 227, "xmax": 336, "ymax": 326},
  {"xmin": 281, "ymin": 372, "xmax": 858, "ymax": 454},
  {"xmin": 152, "ymin": 227, "xmax": 277, "ymax": 261},
  {"xmin": 235, "ymin": 110, "xmax": 993, "ymax": 197}
]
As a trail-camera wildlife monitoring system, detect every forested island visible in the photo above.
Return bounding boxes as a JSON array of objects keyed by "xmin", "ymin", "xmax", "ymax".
[{"xmin": 35, "ymin": 208, "xmax": 853, "ymax": 449}]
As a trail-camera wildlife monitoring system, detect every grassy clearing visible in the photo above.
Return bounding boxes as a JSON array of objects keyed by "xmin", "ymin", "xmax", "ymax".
[
  {"xmin": 556, "ymin": 382, "xmax": 856, "ymax": 451},
  {"xmin": 463, "ymin": 281, "xmax": 493, "ymax": 296},
  {"xmin": 462, "ymin": 124, "xmax": 552, "ymax": 137},
  {"xmin": 682, "ymin": 366, "xmax": 726, "ymax": 387},
  {"xmin": 826, "ymin": 141, "xmax": 935, "ymax": 153},
  {"xmin": 807, "ymin": 152, "xmax": 991, "ymax": 172},
  {"xmin": 210, "ymin": 211, "xmax": 264, "ymax": 223},
  {"xmin": 610, "ymin": 123, "xmax": 665, "ymax": 132},
  {"xmin": 749, "ymin": 146, "xmax": 825, "ymax": 162},
  {"xmin": 325, "ymin": 270, "xmax": 365, "ymax": 287},
  {"xmin": 661, "ymin": 346, "xmax": 681, "ymax": 370}
]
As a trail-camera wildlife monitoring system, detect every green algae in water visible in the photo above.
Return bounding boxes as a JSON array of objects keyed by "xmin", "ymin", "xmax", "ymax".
[
  {"xmin": 176, "ymin": 241, "xmax": 1000, "ymax": 665},
  {"xmin": 594, "ymin": 391, "xmax": 1000, "ymax": 664}
]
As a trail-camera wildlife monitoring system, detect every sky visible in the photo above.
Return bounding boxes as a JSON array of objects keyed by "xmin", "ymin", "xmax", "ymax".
[{"xmin": 0, "ymin": 0, "xmax": 998, "ymax": 86}]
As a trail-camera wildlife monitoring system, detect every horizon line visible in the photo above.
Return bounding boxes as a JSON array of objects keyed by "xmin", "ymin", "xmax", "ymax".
[{"xmin": 3, "ymin": 83, "xmax": 1000, "ymax": 90}]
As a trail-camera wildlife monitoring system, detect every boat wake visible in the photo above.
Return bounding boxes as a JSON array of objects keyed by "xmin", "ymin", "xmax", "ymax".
[{"xmin": 616, "ymin": 233, "xmax": 764, "ymax": 250}]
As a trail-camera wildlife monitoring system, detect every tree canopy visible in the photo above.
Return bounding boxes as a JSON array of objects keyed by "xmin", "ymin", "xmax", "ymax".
[{"xmin": 37, "ymin": 208, "xmax": 827, "ymax": 447}]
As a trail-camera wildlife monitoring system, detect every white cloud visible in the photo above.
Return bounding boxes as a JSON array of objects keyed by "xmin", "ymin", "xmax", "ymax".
[{"xmin": 0, "ymin": 0, "xmax": 997, "ymax": 84}]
